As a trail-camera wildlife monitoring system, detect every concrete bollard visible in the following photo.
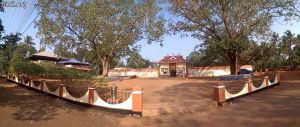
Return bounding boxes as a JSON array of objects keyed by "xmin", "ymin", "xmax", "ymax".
[
  {"xmin": 41, "ymin": 80, "xmax": 46, "ymax": 91},
  {"xmin": 276, "ymin": 73, "xmax": 280, "ymax": 83},
  {"xmin": 111, "ymin": 84, "xmax": 117, "ymax": 104},
  {"xmin": 132, "ymin": 87, "xmax": 143, "ymax": 114},
  {"xmin": 59, "ymin": 84, "xmax": 66, "ymax": 97},
  {"xmin": 246, "ymin": 78, "xmax": 252, "ymax": 93},
  {"xmin": 88, "ymin": 87, "xmax": 96, "ymax": 105},
  {"xmin": 264, "ymin": 76, "xmax": 269, "ymax": 87},
  {"xmin": 29, "ymin": 79, "xmax": 32, "ymax": 87},
  {"xmin": 213, "ymin": 85, "xmax": 225, "ymax": 105}
]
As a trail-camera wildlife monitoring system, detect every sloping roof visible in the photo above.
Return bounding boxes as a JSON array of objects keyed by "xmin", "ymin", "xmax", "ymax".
[
  {"xmin": 158, "ymin": 55, "xmax": 187, "ymax": 64},
  {"xmin": 29, "ymin": 51, "xmax": 62, "ymax": 61},
  {"xmin": 59, "ymin": 59, "xmax": 89, "ymax": 65},
  {"xmin": 33, "ymin": 51, "xmax": 58, "ymax": 58}
]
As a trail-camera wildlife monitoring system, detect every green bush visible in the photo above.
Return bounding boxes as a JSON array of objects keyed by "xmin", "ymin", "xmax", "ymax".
[
  {"xmin": 9, "ymin": 62, "xmax": 45, "ymax": 77},
  {"xmin": 10, "ymin": 61, "xmax": 107, "ymax": 86}
]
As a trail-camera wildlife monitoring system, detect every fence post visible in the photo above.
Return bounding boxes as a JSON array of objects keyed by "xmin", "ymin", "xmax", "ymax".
[
  {"xmin": 213, "ymin": 85, "xmax": 225, "ymax": 105},
  {"xmin": 246, "ymin": 78, "xmax": 252, "ymax": 93},
  {"xmin": 15, "ymin": 76, "xmax": 19, "ymax": 82},
  {"xmin": 88, "ymin": 87, "xmax": 95, "ymax": 105},
  {"xmin": 20, "ymin": 78, "xmax": 24, "ymax": 84},
  {"xmin": 132, "ymin": 87, "xmax": 143, "ymax": 114},
  {"xmin": 40, "ymin": 80, "xmax": 46, "ymax": 91},
  {"xmin": 264, "ymin": 76, "xmax": 269, "ymax": 87},
  {"xmin": 59, "ymin": 84, "xmax": 66, "ymax": 97},
  {"xmin": 276, "ymin": 73, "xmax": 280, "ymax": 83},
  {"xmin": 29, "ymin": 79, "xmax": 32, "ymax": 87}
]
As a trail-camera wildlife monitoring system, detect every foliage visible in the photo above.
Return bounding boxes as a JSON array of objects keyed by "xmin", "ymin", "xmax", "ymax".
[
  {"xmin": 37, "ymin": 0, "xmax": 165, "ymax": 76},
  {"xmin": 126, "ymin": 50, "xmax": 150, "ymax": 68},
  {"xmin": 9, "ymin": 36, "xmax": 37, "ymax": 65},
  {"xmin": 0, "ymin": 33, "xmax": 21, "ymax": 74},
  {"xmin": 0, "ymin": 0, "xmax": 4, "ymax": 38},
  {"xmin": 10, "ymin": 61, "xmax": 107, "ymax": 86},
  {"xmin": 168, "ymin": 0, "xmax": 300, "ymax": 74},
  {"xmin": 9, "ymin": 61, "xmax": 45, "ymax": 77}
]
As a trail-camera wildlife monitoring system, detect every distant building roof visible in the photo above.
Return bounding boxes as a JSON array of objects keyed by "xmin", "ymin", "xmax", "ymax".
[
  {"xmin": 59, "ymin": 59, "xmax": 89, "ymax": 65},
  {"xmin": 29, "ymin": 51, "xmax": 65, "ymax": 61},
  {"xmin": 158, "ymin": 55, "xmax": 187, "ymax": 64}
]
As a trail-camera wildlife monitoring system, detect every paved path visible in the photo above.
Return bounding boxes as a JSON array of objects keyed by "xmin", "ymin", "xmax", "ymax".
[{"xmin": 0, "ymin": 71, "xmax": 299, "ymax": 127}]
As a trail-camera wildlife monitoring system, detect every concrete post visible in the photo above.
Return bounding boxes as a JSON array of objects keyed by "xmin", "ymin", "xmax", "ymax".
[
  {"xmin": 41, "ymin": 80, "xmax": 46, "ymax": 91},
  {"xmin": 213, "ymin": 85, "xmax": 225, "ymax": 104},
  {"xmin": 264, "ymin": 76, "xmax": 269, "ymax": 87},
  {"xmin": 132, "ymin": 87, "xmax": 143, "ymax": 113},
  {"xmin": 59, "ymin": 84, "xmax": 66, "ymax": 97},
  {"xmin": 88, "ymin": 87, "xmax": 96, "ymax": 105},
  {"xmin": 29, "ymin": 79, "xmax": 32, "ymax": 87},
  {"xmin": 246, "ymin": 78, "xmax": 252, "ymax": 93},
  {"xmin": 111, "ymin": 84, "xmax": 117, "ymax": 104},
  {"xmin": 276, "ymin": 73, "xmax": 280, "ymax": 83},
  {"xmin": 15, "ymin": 76, "xmax": 19, "ymax": 82},
  {"xmin": 21, "ymin": 78, "xmax": 24, "ymax": 84}
]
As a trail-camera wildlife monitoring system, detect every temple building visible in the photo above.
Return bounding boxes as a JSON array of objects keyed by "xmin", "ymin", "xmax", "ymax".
[
  {"xmin": 28, "ymin": 50, "xmax": 65, "ymax": 64},
  {"xmin": 29, "ymin": 51, "xmax": 90, "ymax": 71},
  {"xmin": 158, "ymin": 55, "xmax": 187, "ymax": 77},
  {"xmin": 59, "ymin": 59, "xmax": 91, "ymax": 71}
]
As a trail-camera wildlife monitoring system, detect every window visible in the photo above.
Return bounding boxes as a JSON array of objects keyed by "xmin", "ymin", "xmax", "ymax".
[{"xmin": 161, "ymin": 68, "xmax": 169, "ymax": 74}]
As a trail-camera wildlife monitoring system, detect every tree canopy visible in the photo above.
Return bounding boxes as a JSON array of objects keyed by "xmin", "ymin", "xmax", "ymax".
[
  {"xmin": 168, "ymin": 0, "xmax": 300, "ymax": 74},
  {"xmin": 37, "ymin": 0, "xmax": 165, "ymax": 76}
]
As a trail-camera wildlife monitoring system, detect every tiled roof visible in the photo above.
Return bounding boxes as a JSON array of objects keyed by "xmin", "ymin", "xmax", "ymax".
[
  {"xmin": 59, "ymin": 59, "xmax": 89, "ymax": 65},
  {"xmin": 158, "ymin": 55, "xmax": 187, "ymax": 63},
  {"xmin": 32, "ymin": 51, "xmax": 58, "ymax": 58}
]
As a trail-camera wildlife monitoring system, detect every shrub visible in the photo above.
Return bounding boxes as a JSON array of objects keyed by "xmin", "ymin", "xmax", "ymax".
[
  {"xmin": 9, "ymin": 61, "xmax": 45, "ymax": 77},
  {"xmin": 10, "ymin": 61, "xmax": 107, "ymax": 86}
]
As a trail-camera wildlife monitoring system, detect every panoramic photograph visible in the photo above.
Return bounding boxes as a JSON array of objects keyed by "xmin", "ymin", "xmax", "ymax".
[{"xmin": 0, "ymin": 0, "xmax": 300, "ymax": 127}]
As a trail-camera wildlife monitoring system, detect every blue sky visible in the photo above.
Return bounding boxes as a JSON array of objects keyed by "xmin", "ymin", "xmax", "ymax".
[{"xmin": 1, "ymin": 1, "xmax": 300, "ymax": 62}]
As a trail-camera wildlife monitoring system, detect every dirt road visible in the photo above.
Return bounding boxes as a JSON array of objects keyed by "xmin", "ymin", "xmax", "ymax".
[{"xmin": 0, "ymin": 71, "xmax": 299, "ymax": 127}]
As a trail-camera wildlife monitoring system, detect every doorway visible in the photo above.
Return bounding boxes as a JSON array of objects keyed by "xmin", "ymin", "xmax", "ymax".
[{"xmin": 169, "ymin": 63, "xmax": 176, "ymax": 77}]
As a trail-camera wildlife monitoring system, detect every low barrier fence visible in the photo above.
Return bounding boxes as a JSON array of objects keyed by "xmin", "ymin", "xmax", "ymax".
[
  {"xmin": 7, "ymin": 75, "xmax": 143, "ymax": 115},
  {"xmin": 214, "ymin": 73, "xmax": 280, "ymax": 104}
]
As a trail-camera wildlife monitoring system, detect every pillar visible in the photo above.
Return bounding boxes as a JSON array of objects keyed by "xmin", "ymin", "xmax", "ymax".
[
  {"xmin": 88, "ymin": 87, "xmax": 95, "ymax": 105},
  {"xmin": 132, "ymin": 87, "xmax": 143, "ymax": 113},
  {"xmin": 29, "ymin": 79, "xmax": 32, "ymax": 87},
  {"xmin": 264, "ymin": 76, "xmax": 269, "ymax": 87},
  {"xmin": 276, "ymin": 73, "xmax": 280, "ymax": 82},
  {"xmin": 59, "ymin": 84, "xmax": 66, "ymax": 97},
  {"xmin": 246, "ymin": 78, "xmax": 252, "ymax": 93},
  {"xmin": 40, "ymin": 80, "xmax": 46, "ymax": 91},
  {"xmin": 213, "ymin": 85, "xmax": 225, "ymax": 104}
]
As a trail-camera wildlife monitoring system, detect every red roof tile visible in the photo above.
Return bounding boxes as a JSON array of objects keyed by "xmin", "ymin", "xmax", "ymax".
[{"xmin": 158, "ymin": 55, "xmax": 187, "ymax": 63}]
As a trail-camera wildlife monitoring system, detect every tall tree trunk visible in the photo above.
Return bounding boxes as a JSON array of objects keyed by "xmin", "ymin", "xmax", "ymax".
[
  {"xmin": 101, "ymin": 59, "xmax": 110, "ymax": 77},
  {"xmin": 229, "ymin": 51, "xmax": 239, "ymax": 75}
]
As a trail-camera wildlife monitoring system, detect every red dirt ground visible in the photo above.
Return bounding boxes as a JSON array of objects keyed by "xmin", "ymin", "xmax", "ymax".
[{"xmin": 0, "ymin": 71, "xmax": 299, "ymax": 127}]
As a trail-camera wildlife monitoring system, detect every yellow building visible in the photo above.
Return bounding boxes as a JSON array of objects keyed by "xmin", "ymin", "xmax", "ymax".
[{"xmin": 158, "ymin": 55, "xmax": 187, "ymax": 77}]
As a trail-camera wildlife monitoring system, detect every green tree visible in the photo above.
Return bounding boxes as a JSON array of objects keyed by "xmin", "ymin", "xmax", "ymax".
[
  {"xmin": 294, "ymin": 35, "xmax": 300, "ymax": 66},
  {"xmin": 281, "ymin": 30, "xmax": 295, "ymax": 69},
  {"xmin": 0, "ymin": 33, "xmax": 21, "ymax": 74},
  {"xmin": 37, "ymin": 0, "xmax": 165, "ymax": 76},
  {"xmin": 10, "ymin": 36, "xmax": 37, "ymax": 65},
  {"xmin": 186, "ymin": 51, "xmax": 203, "ymax": 67},
  {"xmin": 126, "ymin": 50, "xmax": 149, "ymax": 68},
  {"xmin": 168, "ymin": 0, "xmax": 300, "ymax": 74},
  {"xmin": 0, "ymin": 0, "xmax": 4, "ymax": 38}
]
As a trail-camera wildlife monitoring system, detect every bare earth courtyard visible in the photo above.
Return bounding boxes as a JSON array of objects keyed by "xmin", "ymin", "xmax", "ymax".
[{"xmin": 0, "ymin": 71, "xmax": 300, "ymax": 127}]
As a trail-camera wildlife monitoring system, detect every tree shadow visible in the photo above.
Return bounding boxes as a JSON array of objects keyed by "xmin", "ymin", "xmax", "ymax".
[{"xmin": 0, "ymin": 81, "xmax": 90, "ymax": 121}]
